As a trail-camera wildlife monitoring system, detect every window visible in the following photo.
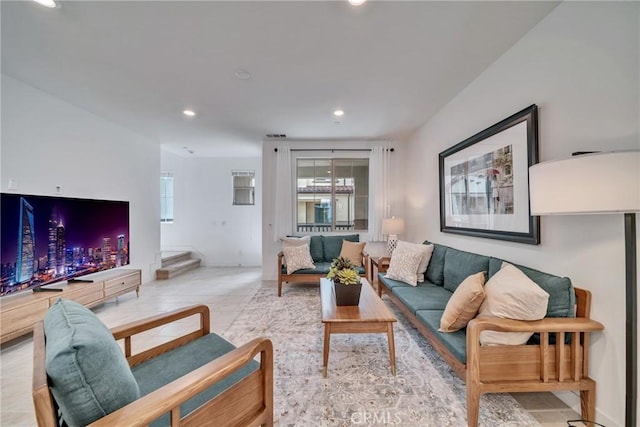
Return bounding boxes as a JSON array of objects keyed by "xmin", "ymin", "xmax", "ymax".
[
  {"xmin": 160, "ymin": 172, "xmax": 174, "ymax": 223},
  {"xmin": 233, "ymin": 171, "xmax": 255, "ymax": 205},
  {"xmin": 296, "ymin": 158, "xmax": 368, "ymax": 232}
]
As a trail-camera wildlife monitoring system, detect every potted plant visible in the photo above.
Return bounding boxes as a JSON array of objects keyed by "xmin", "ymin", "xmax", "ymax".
[{"xmin": 327, "ymin": 257, "xmax": 362, "ymax": 306}]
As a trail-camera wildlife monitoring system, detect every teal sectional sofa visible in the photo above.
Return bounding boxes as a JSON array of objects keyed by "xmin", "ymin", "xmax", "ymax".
[
  {"xmin": 378, "ymin": 241, "xmax": 604, "ymax": 427},
  {"xmin": 277, "ymin": 234, "xmax": 369, "ymax": 296}
]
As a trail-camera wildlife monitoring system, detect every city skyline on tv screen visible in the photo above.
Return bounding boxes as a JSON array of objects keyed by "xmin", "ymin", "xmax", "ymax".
[{"xmin": 1, "ymin": 193, "xmax": 130, "ymax": 296}]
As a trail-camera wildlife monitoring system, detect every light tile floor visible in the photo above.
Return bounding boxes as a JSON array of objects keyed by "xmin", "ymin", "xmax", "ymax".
[{"xmin": 1, "ymin": 267, "xmax": 581, "ymax": 426}]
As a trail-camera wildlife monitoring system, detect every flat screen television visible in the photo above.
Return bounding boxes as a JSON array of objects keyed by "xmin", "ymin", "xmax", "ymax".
[{"xmin": 1, "ymin": 193, "xmax": 130, "ymax": 296}]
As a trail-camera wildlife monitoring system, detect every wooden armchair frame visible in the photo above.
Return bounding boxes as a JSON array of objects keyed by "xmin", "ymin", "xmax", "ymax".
[{"xmin": 33, "ymin": 305, "xmax": 273, "ymax": 427}]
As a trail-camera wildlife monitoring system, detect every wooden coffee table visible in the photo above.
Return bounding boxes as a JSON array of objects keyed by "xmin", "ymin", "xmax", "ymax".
[{"xmin": 319, "ymin": 278, "xmax": 397, "ymax": 377}]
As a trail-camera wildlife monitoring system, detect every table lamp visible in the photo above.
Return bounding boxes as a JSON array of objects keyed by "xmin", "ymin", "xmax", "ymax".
[
  {"xmin": 529, "ymin": 150, "xmax": 640, "ymax": 427},
  {"xmin": 382, "ymin": 217, "xmax": 405, "ymax": 255}
]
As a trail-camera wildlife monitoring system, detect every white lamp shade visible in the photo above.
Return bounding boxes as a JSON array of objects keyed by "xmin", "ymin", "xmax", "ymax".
[
  {"xmin": 529, "ymin": 151, "xmax": 640, "ymax": 215},
  {"xmin": 382, "ymin": 217, "xmax": 405, "ymax": 235}
]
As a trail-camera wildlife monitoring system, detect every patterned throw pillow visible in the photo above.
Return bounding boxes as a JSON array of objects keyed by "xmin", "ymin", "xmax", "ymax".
[
  {"xmin": 439, "ymin": 271, "xmax": 486, "ymax": 332},
  {"xmin": 478, "ymin": 262, "xmax": 550, "ymax": 345},
  {"xmin": 280, "ymin": 236, "xmax": 311, "ymax": 267},
  {"xmin": 395, "ymin": 241, "xmax": 434, "ymax": 282},
  {"xmin": 338, "ymin": 240, "xmax": 367, "ymax": 267},
  {"xmin": 282, "ymin": 243, "xmax": 315, "ymax": 275},
  {"xmin": 385, "ymin": 245, "xmax": 424, "ymax": 286}
]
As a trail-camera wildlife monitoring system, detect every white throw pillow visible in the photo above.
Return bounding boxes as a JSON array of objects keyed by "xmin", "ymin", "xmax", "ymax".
[
  {"xmin": 280, "ymin": 235, "xmax": 311, "ymax": 248},
  {"xmin": 395, "ymin": 241, "xmax": 434, "ymax": 282},
  {"xmin": 384, "ymin": 245, "xmax": 424, "ymax": 286},
  {"xmin": 282, "ymin": 244, "xmax": 315, "ymax": 275},
  {"xmin": 478, "ymin": 262, "xmax": 550, "ymax": 346},
  {"xmin": 280, "ymin": 236, "xmax": 311, "ymax": 266}
]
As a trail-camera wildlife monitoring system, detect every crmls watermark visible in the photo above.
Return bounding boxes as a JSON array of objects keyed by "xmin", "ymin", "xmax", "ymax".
[{"xmin": 350, "ymin": 410, "xmax": 402, "ymax": 425}]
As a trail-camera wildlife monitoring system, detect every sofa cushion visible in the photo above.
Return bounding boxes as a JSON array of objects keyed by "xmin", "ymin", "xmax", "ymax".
[
  {"xmin": 44, "ymin": 299, "xmax": 140, "ymax": 427},
  {"xmin": 439, "ymin": 272, "xmax": 486, "ymax": 333},
  {"xmin": 395, "ymin": 241, "xmax": 434, "ymax": 282},
  {"xmin": 378, "ymin": 274, "xmax": 415, "ymax": 291},
  {"xmin": 488, "ymin": 257, "xmax": 575, "ymax": 319},
  {"xmin": 132, "ymin": 333, "xmax": 259, "ymax": 427},
  {"xmin": 310, "ymin": 236, "xmax": 324, "ymax": 263},
  {"xmin": 443, "ymin": 247, "xmax": 490, "ymax": 293},
  {"xmin": 479, "ymin": 263, "xmax": 549, "ymax": 346},
  {"xmin": 339, "ymin": 240, "xmax": 366, "ymax": 267},
  {"xmin": 322, "ymin": 234, "xmax": 359, "ymax": 262},
  {"xmin": 282, "ymin": 244, "xmax": 315, "ymax": 275},
  {"xmin": 423, "ymin": 241, "xmax": 447, "ymax": 286},
  {"xmin": 392, "ymin": 284, "xmax": 452, "ymax": 313},
  {"xmin": 415, "ymin": 310, "xmax": 467, "ymax": 364}
]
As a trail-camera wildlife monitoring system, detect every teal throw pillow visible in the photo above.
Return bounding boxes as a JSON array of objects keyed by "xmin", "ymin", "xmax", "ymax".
[{"xmin": 44, "ymin": 299, "xmax": 140, "ymax": 427}]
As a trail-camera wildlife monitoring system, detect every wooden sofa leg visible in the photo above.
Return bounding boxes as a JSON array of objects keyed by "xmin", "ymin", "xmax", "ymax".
[
  {"xmin": 277, "ymin": 259, "xmax": 283, "ymax": 296},
  {"xmin": 580, "ymin": 378, "xmax": 596, "ymax": 423},
  {"xmin": 466, "ymin": 385, "xmax": 480, "ymax": 427}
]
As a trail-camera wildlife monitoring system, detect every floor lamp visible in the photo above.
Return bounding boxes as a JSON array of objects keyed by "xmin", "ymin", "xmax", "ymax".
[{"xmin": 529, "ymin": 151, "xmax": 640, "ymax": 427}]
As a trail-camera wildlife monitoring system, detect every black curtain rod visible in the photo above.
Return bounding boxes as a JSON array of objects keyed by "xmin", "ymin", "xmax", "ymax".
[{"xmin": 274, "ymin": 148, "xmax": 394, "ymax": 153}]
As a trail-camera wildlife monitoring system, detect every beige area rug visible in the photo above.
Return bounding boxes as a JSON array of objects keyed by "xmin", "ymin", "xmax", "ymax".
[{"xmin": 222, "ymin": 285, "xmax": 539, "ymax": 427}]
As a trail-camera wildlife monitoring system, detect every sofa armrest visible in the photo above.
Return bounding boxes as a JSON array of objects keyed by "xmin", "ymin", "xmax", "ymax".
[
  {"xmin": 466, "ymin": 316, "xmax": 604, "ymax": 385},
  {"xmin": 362, "ymin": 252, "xmax": 370, "ymax": 279},
  {"xmin": 111, "ymin": 305, "xmax": 211, "ymax": 366},
  {"xmin": 467, "ymin": 316, "xmax": 604, "ymax": 338},
  {"xmin": 89, "ymin": 337, "xmax": 274, "ymax": 427}
]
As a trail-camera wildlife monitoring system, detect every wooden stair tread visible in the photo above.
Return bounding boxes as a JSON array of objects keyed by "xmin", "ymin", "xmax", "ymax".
[
  {"xmin": 156, "ymin": 257, "xmax": 201, "ymax": 280},
  {"xmin": 158, "ymin": 258, "xmax": 200, "ymax": 271},
  {"xmin": 160, "ymin": 251, "xmax": 192, "ymax": 267}
]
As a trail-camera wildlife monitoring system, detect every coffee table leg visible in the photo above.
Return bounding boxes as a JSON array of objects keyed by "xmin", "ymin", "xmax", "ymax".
[
  {"xmin": 387, "ymin": 322, "xmax": 396, "ymax": 376},
  {"xmin": 323, "ymin": 323, "xmax": 330, "ymax": 377}
]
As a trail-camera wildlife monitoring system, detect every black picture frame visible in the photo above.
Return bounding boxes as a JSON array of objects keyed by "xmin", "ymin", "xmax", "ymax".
[{"xmin": 439, "ymin": 105, "xmax": 540, "ymax": 245}]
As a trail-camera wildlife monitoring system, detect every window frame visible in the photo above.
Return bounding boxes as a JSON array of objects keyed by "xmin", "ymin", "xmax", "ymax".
[
  {"xmin": 232, "ymin": 170, "xmax": 256, "ymax": 206},
  {"xmin": 294, "ymin": 156, "xmax": 369, "ymax": 233},
  {"xmin": 160, "ymin": 171, "xmax": 174, "ymax": 223}
]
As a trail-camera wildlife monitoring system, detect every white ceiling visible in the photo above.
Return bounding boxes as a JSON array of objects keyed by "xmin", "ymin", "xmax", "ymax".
[{"xmin": 1, "ymin": 1, "xmax": 558, "ymax": 158}]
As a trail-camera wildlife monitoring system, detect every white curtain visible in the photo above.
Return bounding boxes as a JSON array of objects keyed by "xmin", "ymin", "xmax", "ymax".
[
  {"xmin": 273, "ymin": 146, "xmax": 293, "ymax": 241},
  {"xmin": 369, "ymin": 146, "xmax": 391, "ymax": 242}
]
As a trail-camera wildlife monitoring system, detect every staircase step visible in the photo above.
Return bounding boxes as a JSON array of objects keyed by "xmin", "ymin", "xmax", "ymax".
[
  {"xmin": 156, "ymin": 258, "xmax": 201, "ymax": 280},
  {"xmin": 160, "ymin": 251, "xmax": 192, "ymax": 268}
]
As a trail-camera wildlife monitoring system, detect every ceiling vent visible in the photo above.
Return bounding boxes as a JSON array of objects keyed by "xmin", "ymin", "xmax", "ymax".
[{"xmin": 265, "ymin": 134, "xmax": 287, "ymax": 138}]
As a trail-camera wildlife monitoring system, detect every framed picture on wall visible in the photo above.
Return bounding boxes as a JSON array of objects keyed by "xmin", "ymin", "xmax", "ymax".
[{"xmin": 439, "ymin": 104, "xmax": 540, "ymax": 245}]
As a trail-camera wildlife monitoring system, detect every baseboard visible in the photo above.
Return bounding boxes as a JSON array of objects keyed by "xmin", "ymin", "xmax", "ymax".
[{"xmin": 553, "ymin": 391, "xmax": 616, "ymax": 426}]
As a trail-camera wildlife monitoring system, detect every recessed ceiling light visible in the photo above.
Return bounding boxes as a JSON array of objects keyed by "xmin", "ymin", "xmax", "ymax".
[
  {"xmin": 348, "ymin": 0, "xmax": 366, "ymax": 5},
  {"xmin": 33, "ymin": 0, "xmax": 57, "ymax": 7},
  {"xmin": 333, "ymin": 110, "xmax": 344, "ymax": 117},
  {"xmin": 183, "ymin": 110, "xmax": 196, "ymax": 117},
  {"xmin": 234, "ymin": 69, "xmax": 251, "ymax": 80}
]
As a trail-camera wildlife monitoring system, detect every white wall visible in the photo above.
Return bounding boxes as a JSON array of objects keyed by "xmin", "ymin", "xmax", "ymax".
[
  {"xmin": 1, "ymin": 75, "xmax": 161, "ymax": 283},
  {"xmin": 404, "ymin": 2, "xmax": 639, "ymax": 425},
  {"xmin": 161, "ymin": 151, "xmax": 262, "ymax": 266},
  {"xmin": 261, "ymin": 139, "xmax": 406, "ymax": 280}
]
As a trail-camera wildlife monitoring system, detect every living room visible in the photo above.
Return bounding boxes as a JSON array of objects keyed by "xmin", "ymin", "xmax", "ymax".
[{"xmin": 1, "ymin": 1, "xmax": 638, "ymax": 426}]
